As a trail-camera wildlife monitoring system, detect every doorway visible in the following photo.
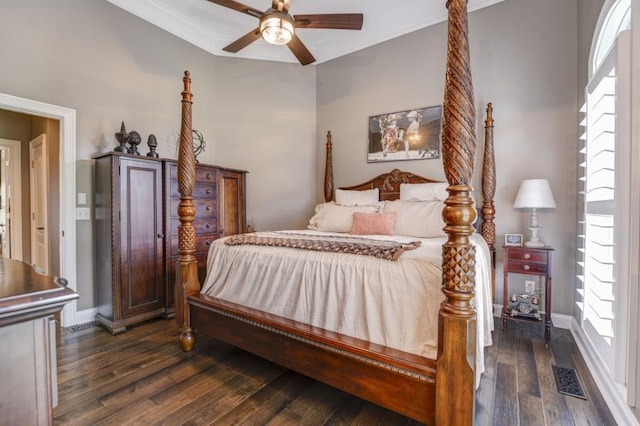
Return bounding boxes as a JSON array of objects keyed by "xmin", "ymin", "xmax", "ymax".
[
  {"xmin": 0, "ymin": 94, "xmax": 77, "ymax": 327},
  {"xmin": 0, "ymin": 139, "xmax": 23, "ymax": 261}
]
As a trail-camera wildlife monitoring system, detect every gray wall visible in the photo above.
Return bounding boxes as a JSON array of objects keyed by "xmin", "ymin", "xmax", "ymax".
[
  {"xmin": 0, "ymin": 0, "xmax": 316, "ymax": 310},
  {"xmin": 0, "ymin": 0, "xmax": 603, "ymax": 319},
  {"xmin": 317, "ymin": 0, "xmax": 585, "ymax": 316}
]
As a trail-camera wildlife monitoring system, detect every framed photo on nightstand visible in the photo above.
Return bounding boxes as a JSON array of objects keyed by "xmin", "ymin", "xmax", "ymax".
[{"xmin": 505, "ymin": 233, "xmax": 523, "ymax": 247}]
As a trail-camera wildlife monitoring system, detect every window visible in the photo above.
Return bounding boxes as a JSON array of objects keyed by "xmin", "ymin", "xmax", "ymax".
[{"xmin": 577, "ymin": 0, "xmax": 631, "ymax": 388}]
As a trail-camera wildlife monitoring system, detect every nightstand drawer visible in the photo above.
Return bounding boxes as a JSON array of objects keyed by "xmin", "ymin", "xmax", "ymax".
[
  {"xmin": 508, "ymin": 260, "xmax": 548, "ymax": 274},
  {"xmin": 508, "ymin": 250, "xmax": 548, "ymax": 263}
]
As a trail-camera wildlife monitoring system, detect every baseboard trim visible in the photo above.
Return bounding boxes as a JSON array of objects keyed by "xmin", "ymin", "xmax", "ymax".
[
  {"xmin": 74, "ymin": 308, "xmax": 97, "ymax": 326},
  {"xmin": 550, "ymin": 313, "xmax": 573, "ymax": 329},
  {"xmin": 570, "ymin": 318, "xmax": 639, "ymax": 426}
]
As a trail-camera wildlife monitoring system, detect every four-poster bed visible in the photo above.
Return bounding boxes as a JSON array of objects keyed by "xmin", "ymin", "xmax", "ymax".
[{"xmin": 173, "ymin": 1, "xmax": 496, "ymax": 424}]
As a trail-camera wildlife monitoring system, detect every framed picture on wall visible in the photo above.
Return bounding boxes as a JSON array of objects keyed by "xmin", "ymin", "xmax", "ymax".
[{"xmin": 367, "ymin": 105, "xmax": 442, "ymax": 163}]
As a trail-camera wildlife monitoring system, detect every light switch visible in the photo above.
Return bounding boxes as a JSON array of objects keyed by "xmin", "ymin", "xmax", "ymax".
[
  {"xmin": 76, "ymin": 207, "xmax": 90, "ymax": 220},
  {"xmin": 77, "ymin": 192, "xmax": 87, "ymax": 205}
]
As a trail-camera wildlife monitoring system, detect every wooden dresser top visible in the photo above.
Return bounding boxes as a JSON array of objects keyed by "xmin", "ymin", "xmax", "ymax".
[{"xmin": 0, "ymin": 258, "xmax": 78, "ymax": 325}]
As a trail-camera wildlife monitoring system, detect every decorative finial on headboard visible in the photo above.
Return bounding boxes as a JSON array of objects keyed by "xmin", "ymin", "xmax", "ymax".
[
  {"xmin": 324, "ymin": 131, "xmax": 334, "ymax": 202},
  {"xmin": 482, "ymin": 102, "xmax": 497, "ymax": 297}
]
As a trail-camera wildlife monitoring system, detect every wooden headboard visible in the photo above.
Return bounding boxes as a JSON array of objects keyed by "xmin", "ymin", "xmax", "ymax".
[
  {"xmin": 339, "ymin": 169, "xmax": 442, "ymax": 201},
  {"xmin": 322, "ymin": 131, "xmax": 442, "ymax": 203}
]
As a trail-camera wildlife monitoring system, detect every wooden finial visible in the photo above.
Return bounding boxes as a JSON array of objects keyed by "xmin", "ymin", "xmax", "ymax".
[
  {"xmin": 482, "ymin": 102, "xmax": 496, "ymax": 301},
  {"xmin": 324, "ymin": 131, "xmax": 334, "ymax": 202}
]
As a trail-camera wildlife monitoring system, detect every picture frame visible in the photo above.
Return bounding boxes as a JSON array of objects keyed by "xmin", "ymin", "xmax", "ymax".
[
  {"xmin": 505, "ymin": 233, "xmax": 523, "ymax": 247},
  {"xmin": 367, "ymin": 105, "xmax": 442, "ymax": 163}
]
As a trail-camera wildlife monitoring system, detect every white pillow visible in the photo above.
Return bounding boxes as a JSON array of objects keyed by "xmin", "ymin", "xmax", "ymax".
[
  {"xmin": 335, "ymin": 188, "xmax": 380, "ymax": 206},
  {"xmin": 399, "ymin": 182, "xmax": 448, "ymax": 202},
  {"xmin": 308, "ymin": 202, "xmax": 383, "ymax": 233},
  {"xmin": 382, "ymin": 200, "xmax": 446, "ymax": 238}
]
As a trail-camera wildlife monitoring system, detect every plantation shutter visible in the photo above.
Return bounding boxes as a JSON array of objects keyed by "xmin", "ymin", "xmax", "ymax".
[{"xmin": 577, "ymin": 30, "xmax": 630, "ymax": 381}]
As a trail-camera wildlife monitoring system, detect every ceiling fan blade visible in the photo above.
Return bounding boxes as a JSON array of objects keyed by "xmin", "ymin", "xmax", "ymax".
[
  {"xmin": 293, "ymin": 13, "xmax": 363, "ymax": 30},
  {"xmin": 287, "ymin": 34, "xmax": 315, "ymax": 66},
  {"xmin": 207, "ymin": 0, "xmax": 264, "ymax": 19},
  {"xmin": 271, "ymin": 0, "xmax": 291, "ymax": 13},
  {"xmin": 222, "ymin": 27, "xmax": 262, "ymax": 53}
]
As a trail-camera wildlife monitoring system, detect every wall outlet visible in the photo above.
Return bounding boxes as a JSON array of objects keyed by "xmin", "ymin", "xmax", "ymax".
[{"xmin": 525, "ymin": 280, "xmax": 536, "ymax": 294}]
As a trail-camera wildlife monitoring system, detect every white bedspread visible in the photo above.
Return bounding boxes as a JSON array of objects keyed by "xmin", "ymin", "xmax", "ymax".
[{"xmin": 201, "ymin": 230, "xmax": 494, "ymax": 386}]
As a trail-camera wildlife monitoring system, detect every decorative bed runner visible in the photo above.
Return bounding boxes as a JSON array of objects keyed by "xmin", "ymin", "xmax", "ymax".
[{"xmin": 224, "ymin": 231, "xmax": 421, "ymax": 261}]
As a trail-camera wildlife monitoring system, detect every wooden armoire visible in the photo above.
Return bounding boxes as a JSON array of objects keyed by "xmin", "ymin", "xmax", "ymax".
[{"xmin": 94, "ymin": 152, "xmax": 246, "ymax": 333}]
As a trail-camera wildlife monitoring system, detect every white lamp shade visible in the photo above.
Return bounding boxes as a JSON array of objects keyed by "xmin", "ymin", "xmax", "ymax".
[{"xmin": 513, "ymin": 179, "xmax": 556, "ymax": 210}]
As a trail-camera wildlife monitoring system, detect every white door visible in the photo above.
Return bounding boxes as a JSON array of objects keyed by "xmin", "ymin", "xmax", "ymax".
[
  {"xmin": 30, "ymin": 134, "xmax": 49, "ymax": 274},
  {"xmin": 0, "ymin": 138, "xmax": 22, "ymax": 261},
  {"xmin": 0, "ymin": 147, "xmax": 10, "ymax": 257}
]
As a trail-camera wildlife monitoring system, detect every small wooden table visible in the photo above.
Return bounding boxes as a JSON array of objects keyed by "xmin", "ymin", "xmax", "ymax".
[
  {"xmin": 0, "ymin": 258, "xmax": 78, "ymax": 425},
  {"xmin": 502, "ymin": 245, "xmax": 553, "ymax": 343}
]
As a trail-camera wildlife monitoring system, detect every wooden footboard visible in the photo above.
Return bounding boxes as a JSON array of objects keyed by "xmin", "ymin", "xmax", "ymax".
[
  {"xmin": 175, "ymin": 1, "xmax": 486, "ymax": 423},
  {"xmin": 190, "ymin": 296, "xmax": 437, "ymax": 424}
]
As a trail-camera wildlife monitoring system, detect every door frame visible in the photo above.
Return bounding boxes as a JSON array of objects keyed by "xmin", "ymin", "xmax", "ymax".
[
  {"xmin": 0, "ymin": 93, "xmax": 77, "ymax": 327},
  {"xmin": 0, "ymin": 139, "xmax": 23, "ymax": 261}
]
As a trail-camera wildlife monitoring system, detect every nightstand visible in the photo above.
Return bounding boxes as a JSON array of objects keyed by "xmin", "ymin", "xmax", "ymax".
[{"xmin": 502, "ymin": 245, "xmax": 553, "ymax": 343}]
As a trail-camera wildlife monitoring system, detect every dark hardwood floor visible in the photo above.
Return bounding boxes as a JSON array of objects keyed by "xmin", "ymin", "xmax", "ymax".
[{"xmin": 54, "ymin": 318, "xmax": 616, "ymax": 425}]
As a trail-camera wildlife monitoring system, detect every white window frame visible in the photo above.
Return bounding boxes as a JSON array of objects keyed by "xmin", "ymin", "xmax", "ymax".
[{"xmin": 577, "ymin": 1, "xmax": 638, "ymax": 422}]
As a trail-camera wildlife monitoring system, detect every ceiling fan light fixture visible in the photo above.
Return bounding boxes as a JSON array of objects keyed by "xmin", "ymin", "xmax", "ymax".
[{"xmin": 260, "ymin": 11, "xmax": 294, "ymax": 45}]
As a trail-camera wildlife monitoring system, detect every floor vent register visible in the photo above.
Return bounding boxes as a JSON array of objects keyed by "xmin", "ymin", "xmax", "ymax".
[{"xmin": 552, "ymin": 365, "xmax": 587, "ymax": 400}]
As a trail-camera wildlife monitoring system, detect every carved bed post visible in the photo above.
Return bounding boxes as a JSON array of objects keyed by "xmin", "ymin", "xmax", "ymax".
[
  {"xmin": 175, "ymin": 71, "xmax": 200, "ymax": 351},
  {"xmin": 324, "ymin": 131, "xmax": 334, "ymax": 202},
  {"xmin": 482, "ymin": 103, "xmax": 496, "ymax": 301},
  {"xmin": 436, "ymin": 0, "xmax": 477, "ymax": 424}
]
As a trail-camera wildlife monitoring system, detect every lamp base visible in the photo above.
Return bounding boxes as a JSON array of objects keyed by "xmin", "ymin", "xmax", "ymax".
[{"xmin": 525, "ymin": 225, "xmax": 545, "ymax": 247}]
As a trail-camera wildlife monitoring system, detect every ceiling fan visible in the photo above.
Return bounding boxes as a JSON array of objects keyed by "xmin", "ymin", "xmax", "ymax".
[{"xmin": 208, "ymin": 0, "xmax": 364, "ymax": 65}]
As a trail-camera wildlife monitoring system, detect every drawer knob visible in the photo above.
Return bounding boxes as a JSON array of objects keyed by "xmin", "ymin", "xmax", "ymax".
[
  {"xmin": 205, "ymin": 240, "xmax": 212, "ymax": 246},
  {"xmin": 205, "ymin": 222, "xmax": 212, "ymax": 229},
  {"xmin": 524, "ymin": 264, "xmax": 530, "ymax": 271},
  {"xmin": 206, "ymin": 205, "xmax": 212, "ymax": 211},
  {"xmin": 205, "ymin": 188, "xmax": 212, "ymax": 195},
  {"xmin": 205, "ymin": 172, "xmax": 212, "ymax": 180},
  {"xmin": 524, "ymin": 253, "xmax": 531, "ymax": 259}
]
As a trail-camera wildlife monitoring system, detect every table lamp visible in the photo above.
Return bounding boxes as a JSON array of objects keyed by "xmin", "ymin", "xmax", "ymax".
[{"xmin": 513, "ymin": 179, "xmax": 556, "ymax": 247}]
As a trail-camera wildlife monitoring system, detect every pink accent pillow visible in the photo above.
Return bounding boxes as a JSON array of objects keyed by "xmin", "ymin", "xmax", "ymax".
[{"xmin": 351, "ymin": 212, "xmax": 397, "ymax": 236}]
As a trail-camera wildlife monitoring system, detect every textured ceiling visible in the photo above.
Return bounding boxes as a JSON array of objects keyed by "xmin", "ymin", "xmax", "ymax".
[{"xmin": 107, "ymin": 0, "xmax": 503, "ymax": 65}]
